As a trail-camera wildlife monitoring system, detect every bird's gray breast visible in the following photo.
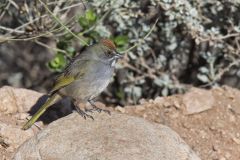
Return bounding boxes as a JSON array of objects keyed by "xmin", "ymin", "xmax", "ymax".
[
  {"xmin": 87, "ymin": 62, "xmax": 114, "ymax": 99},
  {"xmin": 62, "ymin": 61, "xmax": 114, "ymax": 101}
]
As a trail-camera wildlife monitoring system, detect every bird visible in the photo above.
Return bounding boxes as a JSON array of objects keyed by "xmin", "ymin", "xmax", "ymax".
[{"xmin": 22, "ymin": 39, "xmax": 123, "ymax": 130}]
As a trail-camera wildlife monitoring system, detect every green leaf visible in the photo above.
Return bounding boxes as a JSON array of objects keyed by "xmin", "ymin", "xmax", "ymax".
[
  {"xmin": 63, "ymin": 33, "xmax": 74, "ymax": 41},
  {"xmin": 48, "ymin": 53, "xmax": 67, "ymax": 71},
  {"xmin": 78, "ymin": 17, "xmax": 89, "ymax": 28},
  {"xmin": 77, "ymin": 35, "xmax": 92, "ymax": 46},
  {"xmin": 116, "ymin": 88, "xmax": 125, "ymax": 100},
  {"xmin": 86, "ymin": 9, "xmax": 97, "ymax": 24},
  {"xmin": 66, "ymin": 47, "xmax": 76, "ymax": 57},
  {"xmin": 89, "ymin": 30, "xmax": 100, "ymax": 39},
  {"xmin": 117, "ymin": 46, "xmax": 127, "ymax": 52},
  {"xmin": 57, "ymin": 40, "xmax": 69, "ymax": 50},
  {"xmin": 114, "ymin": 35, "xmax": 129, "ymax": 46},
  {"xmin": 78, "ymin": 9, "xmax": 97, "ymax": 29},
  {"xmin": 197, "ymin": 74, "xmax": 210, "ymax": 83}
]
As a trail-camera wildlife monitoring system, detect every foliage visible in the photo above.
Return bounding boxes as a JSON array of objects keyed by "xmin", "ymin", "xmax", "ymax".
[
  {"xmin": 89, "ymin": 0, "xmax": 240, "ymax": 104},
  {"xmin": 47, "ymin": 8, "xmax": 129, "ymax": 72},
  {"xmin": 0, "ymin": 0, "xmax": 240, "ymax": 105}
]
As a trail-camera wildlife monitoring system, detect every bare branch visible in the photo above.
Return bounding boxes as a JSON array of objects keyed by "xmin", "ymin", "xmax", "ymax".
[{"xmin": 122, "ymin": 17, "xmax": 159, "ymax": 54}]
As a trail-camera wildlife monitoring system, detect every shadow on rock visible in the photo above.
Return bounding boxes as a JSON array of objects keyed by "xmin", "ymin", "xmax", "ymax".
[{"xmin": 28, "ymin": 95, "xmax": 74, "ymax": 124}]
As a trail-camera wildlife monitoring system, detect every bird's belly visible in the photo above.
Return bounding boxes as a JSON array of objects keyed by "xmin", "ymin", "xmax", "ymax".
[
  {"xmin": 61, "ymin": 68, "xmax": 113, "ymax": 101},
  {"xmin": 87, "ymin": 77, "xmax": 111, "ymax": 99}
]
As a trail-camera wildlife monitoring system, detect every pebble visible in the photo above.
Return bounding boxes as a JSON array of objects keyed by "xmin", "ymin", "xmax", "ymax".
[
  {"xmin": 135, "ymin": 105, "xmax": 145, "ymax": 112},
  {"xmin": 232, "ymin": 137, "xmax": 240, "ymax": 144},
  {"xmin": 115, "ymin": 106, "xmax": 126, "ymax": 113},
  {"xmin": 17, "ymin": 113, "xmax": 29, "ymax": 120}
]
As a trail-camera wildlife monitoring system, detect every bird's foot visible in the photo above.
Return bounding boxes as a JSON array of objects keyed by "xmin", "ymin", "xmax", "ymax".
[
  {"xmin": 75, "ymin": 106, "xmax": 94, "ymax": 120},
  {"xmin": 85, "ymin": 107, "xmax": 111, "ymax": 115},
  {"xmin": 87, "ymin": 100, "xmax": 111, "ymax": 115}
]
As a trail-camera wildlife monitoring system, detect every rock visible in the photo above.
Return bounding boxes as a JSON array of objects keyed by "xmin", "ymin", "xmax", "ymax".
[
  {"xmin": 139, "ymin": 98, "xmax": 147, "ymax": 104},
  {"xmin": 182, "ymin": 88, "xmax": 214, "ymax": 115},
  {"xmin": 153, "ymin": 97, "xmax": 165, "ymax": 104},
  {"xmin": 232, "ymin": 137, "xmax": 240, "ymax": 145},
  {"xmin": 115, "ymin": 106, "xmax": 126, "ymax": 113},
  {"xmin": 14, "ymin": 113, "xmax": 200, "ymax": 160},
  {"xmin": 0, "ymin": 121, "xmax": 34, "ymax": 150},
  {"xmin": 0, "ymin": 86, "xmax": 43, "ymax": 114},
  {"xmin": 135, "ymin": 105, "xmax": 146, "ymax": 113}
]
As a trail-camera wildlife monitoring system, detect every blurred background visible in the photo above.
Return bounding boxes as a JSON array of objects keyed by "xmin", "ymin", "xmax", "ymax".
[{"xmin": 0, "ymin": 0, "xmax": 240, "ymax": 106}]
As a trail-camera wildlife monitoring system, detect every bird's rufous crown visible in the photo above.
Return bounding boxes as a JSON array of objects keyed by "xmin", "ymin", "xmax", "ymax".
[{"xmin": 100, "ymin": 39, "xmax": 116, "ymax": 51}]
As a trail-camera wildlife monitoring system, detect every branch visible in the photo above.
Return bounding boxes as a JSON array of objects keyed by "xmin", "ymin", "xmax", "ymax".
[
  {"xmin": 37, "ymin": 0, "xmax": 89, "ymax": 46},
  {"xmin": 214, "ymin": 58, "xmax": 240, "ymax": 82},
  {"xmin": 121, "ymin": 17, "xmax": 159, "ymax": 54}
]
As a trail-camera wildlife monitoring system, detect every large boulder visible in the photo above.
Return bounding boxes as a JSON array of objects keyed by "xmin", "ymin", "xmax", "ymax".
[
  {"xmin": 0, "ymin": 86, "xmax": 43, "ymax": 114},
  {"xmin": 14, "ymin": 112, "xmax": 200, "ymax": 160}
]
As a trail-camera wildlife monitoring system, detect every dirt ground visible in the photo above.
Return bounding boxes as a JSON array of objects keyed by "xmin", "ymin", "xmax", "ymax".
[
  {"xmin": 120, "ymin": 86, "xmax": 240, "ymax": 160},
  {"xmin": 1, "ymin": 86, "xmax": 240, "ymax": 160}
]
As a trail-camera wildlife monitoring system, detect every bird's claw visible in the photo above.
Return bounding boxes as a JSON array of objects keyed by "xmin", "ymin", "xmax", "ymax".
[
  {"xmin": 75, "ymin": 107, "xmax": 94, "ymax": 120},
  {"xmin": 101, "ymin": 108, "xmax": 111, "ymax": 115},
  {"xmin": 82, "ymin": 113, "xmax": 94, "ymax": 120},
  {"xmin": 85, "ymin": 107, "xmax": 111, "ymax": 115}
]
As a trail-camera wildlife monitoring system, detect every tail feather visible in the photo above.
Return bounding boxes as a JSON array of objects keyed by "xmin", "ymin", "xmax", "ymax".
[{"xmin": 22, "ymin": 94, "xmax": 60, "ymax": 130}]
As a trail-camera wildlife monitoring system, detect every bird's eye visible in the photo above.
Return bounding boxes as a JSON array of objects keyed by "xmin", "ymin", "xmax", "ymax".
[{"xmin": 106, "ymin": 51, "xmax": 113, "ymax": 57}]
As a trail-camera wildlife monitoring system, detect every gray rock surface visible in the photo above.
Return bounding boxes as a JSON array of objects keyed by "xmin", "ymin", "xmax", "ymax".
[
  {"xmin": 14, "ymin": 112, "xmax": 200, "ymax": 160},
  {"xmin": 0, "ymin": 86, "xmax": 39, "ymax": 156},
  {"xmin": 0, "ymin": 86, "xmax": 43, "ymax": 114},
  {"xmin": 0, "ymin": 121, "xmax": 34, "ymax": 153},
  {"xmin": 182, "ymin": 88, "xmax": 214, "ymax": 115}
]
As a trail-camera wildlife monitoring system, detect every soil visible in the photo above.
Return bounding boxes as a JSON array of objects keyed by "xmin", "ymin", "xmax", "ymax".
[
  {"xmin": 1, "ymin": 86, "xmax": 240, "ymax": 160},
  {"xmin": 120, "ymin": 86, "xmax": 240, "ymax": 160}
]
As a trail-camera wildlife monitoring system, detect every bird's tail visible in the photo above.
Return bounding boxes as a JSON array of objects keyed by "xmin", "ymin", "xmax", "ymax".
[{"xmin": 22, "ymin": 93, "xmax": 61, "ymax": 130}]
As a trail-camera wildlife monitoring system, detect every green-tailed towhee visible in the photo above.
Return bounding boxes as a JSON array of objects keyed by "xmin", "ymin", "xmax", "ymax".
[{"xmin": 22, "ymin": 39, "xmax": 122, "ymax": 130}]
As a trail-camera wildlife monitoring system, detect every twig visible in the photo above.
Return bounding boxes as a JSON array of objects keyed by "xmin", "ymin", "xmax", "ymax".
[
  {"xmin": 14, "ymin": 1, "xmax": 85, "ymax": 32},
  {"xmin": 0, "ymin": 14, "xmax": 80, "ymax": 43},
  {"xmin": 0, "ymin": 1, "xmax": 10, "ymax": 20},
  {"xmin": 59, "ymin": 1, "xmax": 86, "ymax": 11},
  {"xmin": 52, "ymin": 0, "xmax": 65, "ymax": 16},
  {"xmin": 37, "ymin": 0, "xmax": 89, "ymax": 46},
  {"xmin": 121, "ymin": 17, "xmax": 159, "ymax": 54},
  {"xmin": 8, "ymin": 0, "xmax": 19, "ymax": 9},
  {"xmin": 81, "ymin": 8, "xmax": 112, "ymax": 35},
  {"xmin": 198, "ymin": 32, "xmax": 240, "ymax": 42},
  {"xmin": 202, "ymin": 58, "xmax": 240, "ymax": 87},
  {"xmin": 0, "ymin": 25, "xmax": 24, "ymax": 34},
  {"xmin": 214, "ymin": 58, "xmax": 240, "ymax": 82},
  {"xmin": 0, "ymin": 1, "xmax": 86, "ymax": 42},
  {"xmin": 35, "ymin": 40, "xmax": 72, "ymax": 59},
  {"xmin": 0, "ymin": 31, "xmax": 54, "ymax": 42},
  {"xmin": 80, "ymin": 0, "xmax": 87, "ymax": 10}
]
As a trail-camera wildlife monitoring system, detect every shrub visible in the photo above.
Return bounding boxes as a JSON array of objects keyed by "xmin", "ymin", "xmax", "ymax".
[{"xmin": 0, "ymin": 0, "xmax": 240, "ymax": 105}]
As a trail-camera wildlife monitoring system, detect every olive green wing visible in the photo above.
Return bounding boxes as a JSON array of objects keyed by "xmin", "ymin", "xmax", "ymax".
[
  {"xmin": 50, "ymin": 75, "xmax": 75, "ymax": 94},
  {"xmin": 50, "ymin": 59, "xmax": 91, "ymax": 94}
]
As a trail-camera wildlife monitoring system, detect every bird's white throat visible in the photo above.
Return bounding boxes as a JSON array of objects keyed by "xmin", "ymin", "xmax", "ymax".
[{"xmin": 111, "ymin": 59, "xmax": 116, "ymax": 67}]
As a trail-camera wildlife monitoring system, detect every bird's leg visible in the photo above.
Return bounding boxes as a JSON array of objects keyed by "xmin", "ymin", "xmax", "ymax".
[
  {"xmin": 86, "ymin": 99, "xmax": 111, "ymax": 115},
  {"xmin": 74, "ymin": 100, "xmax": 94, "ymax": 120}
]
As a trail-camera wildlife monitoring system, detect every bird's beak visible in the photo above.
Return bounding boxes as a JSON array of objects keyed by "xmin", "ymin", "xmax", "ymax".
[{"xmin": 114, "ymin": 52, "xmax": 123, "ymax": 59}]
